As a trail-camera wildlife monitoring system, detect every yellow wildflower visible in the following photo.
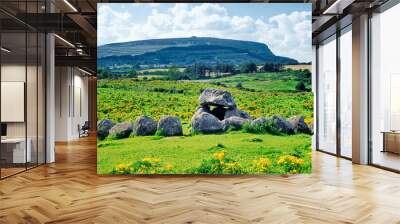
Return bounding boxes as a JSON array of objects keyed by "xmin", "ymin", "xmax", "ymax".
[
  {"xmin": 214, "ymin": 151, "xmax": 226, "ymax": 161},
  {"xmin": 115, "ymin": 164, "xmax": 130, "ymax": 172},
  {"xmin": 258, "ymin": 158, "xmax": 271, "ymax": 168},
  {"xmin": 165, "ymin": 164, "xmax": 174, "ymax": 171},
  {"xmin": 142, "ymin": 157, "xmax": 152, "ymax": 162},
  {"xmin": 142, "ymin": 157, "xmax": 161, "ymax": 163}
]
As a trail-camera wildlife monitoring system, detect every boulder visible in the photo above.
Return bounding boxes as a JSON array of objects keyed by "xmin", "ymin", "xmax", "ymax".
[
  {"xmin": 194, "ymin": 105, "xmax": 210, "ymax": 116},
  {"xmin": 199, "ymin": 88, "xmax": 236, "ymax": 108},
  {"xmin": 223, "ymin": 116, "xmax": 248, "ymax": 131},
  {"xmin": 250, "ymin": 117, "xmax": 269, "ymax": 127},
  {"xmin": 133, "ymin": 116, "xmax": 157, "ymax": 136},
  {"xmin": 308, "ymin": 122, "xmax": 314, "ymax": 134},
  {"xmin": 98, "ymin": 119, "xmax": 114, "ymax": 130},
  {"xmin": 191, "ymin": 112, "xmax": 224, "ymax": 134},
  {"xmin": 224, "ymin": 108, "xmax": 251, "ymax": 120},
  {"xmin": 109, "ymin": 122, "xmax": 133, "ymax": 139},
  {"xmin": 289, "ymin": 116, "xmax": 312, "ymax": 134},
  {"xmin": 97, "ymin": 119, "xmax": 114, "ymax": 140},
  {"xmin": 157, "ymin": 116, "xmax": 183, "ymax": 136},
  {"xmin": 270, "ymin": 115, "xmax": 294, "ymax": 135}
]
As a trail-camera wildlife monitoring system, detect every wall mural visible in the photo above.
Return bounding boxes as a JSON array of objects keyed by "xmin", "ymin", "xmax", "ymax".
[{"xmin": 97, "ymin": 3, "xmax": 313, "ymax": 174}]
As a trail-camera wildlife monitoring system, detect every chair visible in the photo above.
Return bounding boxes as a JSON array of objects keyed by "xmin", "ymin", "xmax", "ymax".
[{"xmin": 79, "ymin": 121, "xmax": 90, "ymax": 138}]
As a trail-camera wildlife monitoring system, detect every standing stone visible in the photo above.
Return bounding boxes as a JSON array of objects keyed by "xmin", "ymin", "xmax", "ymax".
[
  {"xmin": 191, "ymin": 112, "xmax": 224, "ymax": 134},
  {"xmin": 97, "ymin": 119, "xmax": 114, "ymax": 140},
  {"xmin": 109, "ymin": 122, "xmax": 133, "ymax": 139},
  {"xmin": 157, "ymin": 116, "xmax": 183, "ymax": 136},
  {"xmin": 224, "ymin": 108, "xmax": 251, "ymax": 120},
  {"xmin": 270, "ymin": 115, "xmax": 294, "ymax": 135},
  {"xmin": 289, "ymin": 116, "xmax": 312, "ymax": 134},
  {"xmin": 250, "ymin": 117, "xmax": 269, "ymax": 127},
  {"xmin": 133, "ymin": 116, "xmax": 157, "ymax": 136},
  {"xmin": 223, "ymin": 116, "xmax": 248, "ymax": 131}
]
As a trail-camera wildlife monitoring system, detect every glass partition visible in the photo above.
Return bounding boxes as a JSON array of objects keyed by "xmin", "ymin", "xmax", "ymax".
[
  {"xmin": 339, "ymin": 26, "xmax": 352, "ymax": 158},
  {"xmin": 370, "ymin": 3, "xmax": 400, "ymax": 171},
  {"xmin": 317, "ymin": 35, "xmax": 337, "ymax": 154},
  {"xmin": 0, "ymin": 1, "xmax": 46, "ymax": 179},
  {"xmin": 1, "ymin": 31, "xmax": 28, "ymax": 177}
]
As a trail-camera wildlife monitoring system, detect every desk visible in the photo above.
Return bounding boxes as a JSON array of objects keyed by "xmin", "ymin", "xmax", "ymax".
[
  {"xmin": 1, "ymin": 138, "xmax": 31, "ymax": 163},
  {"xmin": 382, "ymin": 131, "xmax": 400, "ymax": 154}
]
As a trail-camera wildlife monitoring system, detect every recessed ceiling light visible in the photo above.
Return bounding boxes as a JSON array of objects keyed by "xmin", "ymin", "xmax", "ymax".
[
  {"xmin": 1, "ymin": 47, "xmax": 11, "ymax": 53},
  {"xmin": 54, "ymin": 34, "xmax": 75, "ymax": 48},
  {"xmin": 63, "ymin": 0, "xmax": 78, "ymax": 12},
  {"xmin": 78, "ymin": 67, "xmax": 93, "ymax": 76},
  {"xmin": 323, "ymin": 0, "xmax": 354, "ymax": 15}
]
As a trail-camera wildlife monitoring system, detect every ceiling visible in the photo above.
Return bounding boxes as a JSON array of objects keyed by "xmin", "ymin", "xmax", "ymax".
[{"xmin": 0, "ymin": 0, "xmax": 394, "ymax": 72}]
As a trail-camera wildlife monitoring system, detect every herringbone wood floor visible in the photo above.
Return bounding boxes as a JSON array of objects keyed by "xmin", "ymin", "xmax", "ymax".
[{"xmin": 1, "ymin": 136, "xmax": 400, "ymax": 224}]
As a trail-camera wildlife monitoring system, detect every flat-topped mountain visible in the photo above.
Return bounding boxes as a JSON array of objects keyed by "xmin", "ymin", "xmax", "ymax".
[{"xmin": 98, "ymin": 37, "xmax": 298, "ymax": 67}]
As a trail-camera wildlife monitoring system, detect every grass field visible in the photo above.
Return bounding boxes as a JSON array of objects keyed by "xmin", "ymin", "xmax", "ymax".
[
  {"xmin": 209, "ymin": 72, "xmax": 311, "ymax": 92},
  {"xmin": 97, "ymin": 72, "xmax": 313, "ymax": 124},
  {"xmin": 97, "ymin": 71, "xmax": 313, "ymax": 174},
  {"xmin": 97, "ymin": 132, "xmax": 311, "ymax": 174}
]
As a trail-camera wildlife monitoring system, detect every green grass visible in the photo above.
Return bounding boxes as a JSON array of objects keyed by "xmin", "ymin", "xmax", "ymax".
[
  {"xmin": 97, "ymin": 132, "xmax": 312, "ymax": 174},
  {"xmin": 97, "ymin": 71, "xmax": 313, "ymax": 174},
  {"xmin": 97, "ymin": 72, "xmax": 313, "ymax": 124},
  {"xmin": 210, "ymin": 72, "xmax": 304, "ymax": 92}
]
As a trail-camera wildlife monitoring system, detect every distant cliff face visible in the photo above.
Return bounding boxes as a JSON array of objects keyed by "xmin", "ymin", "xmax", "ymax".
[{"xmin": 98, "ymin": 37, "xmax": 298, "ymax": 67}]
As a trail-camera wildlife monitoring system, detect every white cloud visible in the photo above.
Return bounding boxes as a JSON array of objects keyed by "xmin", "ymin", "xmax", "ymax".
[{"xmin": 98, "ymin": 4, "xmax": 311, "ymax": 62}]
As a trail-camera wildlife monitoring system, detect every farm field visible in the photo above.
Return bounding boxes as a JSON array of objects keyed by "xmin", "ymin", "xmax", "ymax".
[
  {"xmin": 283, "ymin": 64, "xmax": 311, "ymax": 71},
  {"xmin": 209, "ymin": 72, "xmax": 311, "ymax": 92}
]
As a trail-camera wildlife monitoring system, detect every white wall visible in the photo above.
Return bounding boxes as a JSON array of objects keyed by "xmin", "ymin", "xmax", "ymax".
[
  {"xmin": 1, "ymin": 64, "xmax": 26, "ymax": 138},
  {"xmin": 312, "ymin": 45, "xmax": 317, "ymax": 150},
  {"xmin": 55, "ymin": 67, "xmax": 89, "ymax": 141}
]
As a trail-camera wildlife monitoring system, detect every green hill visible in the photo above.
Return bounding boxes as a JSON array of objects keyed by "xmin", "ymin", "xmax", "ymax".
[{"xmin": 98, "ymin": 37, "xmax": 298, "ymax": 68}]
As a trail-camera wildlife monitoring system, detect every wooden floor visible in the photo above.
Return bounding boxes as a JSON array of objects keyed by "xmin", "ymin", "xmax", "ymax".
[{"xmin": 1, "ymin": 136, "xmax": 400, "ymax": 223}]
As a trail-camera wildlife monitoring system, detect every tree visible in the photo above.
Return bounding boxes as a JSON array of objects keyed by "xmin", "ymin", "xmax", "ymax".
[
  {"xmin": 240, "ymin": 62, "xmax": 257, "ymax": 73},
  {"xmin": 262, "ymin": 62, "xmax": 282, "ymax": 72},
  {"xmin": 97, "ymin": 68, "xmax": 110, "ymax": 79},
  {"xmin": 127, "ymin": 69, "xmax": 138, "ymax": 78},
  {"xmin": 185, "ymin": 64, "xmax": 212, "ymax": 79},
  {"xmin": 295, "ymin": 81, "xmax": 307, "ymax": 92},
  {"xmin": 296, "ymin": 69, "xmax": 311, "ymax": 83},
  {"xmin": 214, "ymin": 63, "xmax": 235, "ymax": 74}
]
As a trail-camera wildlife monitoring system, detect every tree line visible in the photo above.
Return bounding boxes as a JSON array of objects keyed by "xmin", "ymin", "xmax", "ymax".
[{"xmin": 97, "ymin": 62, "xmax": 311, "ymax": 92}]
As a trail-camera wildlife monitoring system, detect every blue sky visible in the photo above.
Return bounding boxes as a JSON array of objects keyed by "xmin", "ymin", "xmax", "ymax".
[{"xmin": 98, "ymin": 3, "xmax": 312, "ymax": 62}]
